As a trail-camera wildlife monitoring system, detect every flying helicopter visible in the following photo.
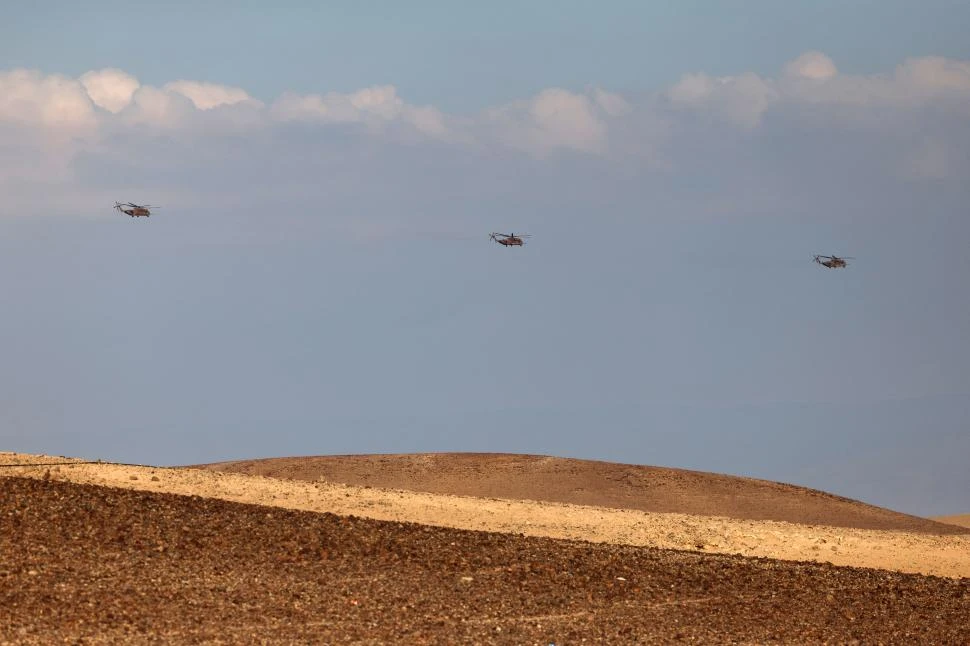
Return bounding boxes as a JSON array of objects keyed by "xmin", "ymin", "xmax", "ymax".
[
  {"xmin": 814, "ymin": 254, "xmax": 853, "ymax": 269},
  {"xmin": 114, "ymin": 202, "xmax": 159, "ymax": 218},
  {"xmin": 490, "ymin": 232, "xmax": 531, "ymax": 247}
]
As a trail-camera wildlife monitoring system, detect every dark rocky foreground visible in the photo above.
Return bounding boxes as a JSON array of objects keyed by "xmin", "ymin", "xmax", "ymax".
[{"xmin": 1, "ymin": 476, "xmax": 968, "ymax": 645}]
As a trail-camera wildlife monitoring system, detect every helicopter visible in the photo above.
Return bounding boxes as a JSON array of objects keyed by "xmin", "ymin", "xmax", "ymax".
[
  {"xmin": 814, "ymin": 254, "xmax": 853, "ymax": 269},
  {"xmin": 114, "ymin": 202, "xmax": 159, "ymax": 218},
  {"xmin": 490, "ymin": 232, "xmax": 531, "ymax": 247}
]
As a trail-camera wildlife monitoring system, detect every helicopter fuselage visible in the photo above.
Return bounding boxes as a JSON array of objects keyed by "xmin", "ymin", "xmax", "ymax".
[
  {"xmin": 115, "ymin": 203, "xmax": 152, "ymax": 217},
  {"xmin": 815, "ymin": 255, "xmax": 847, "ymax": 268}
]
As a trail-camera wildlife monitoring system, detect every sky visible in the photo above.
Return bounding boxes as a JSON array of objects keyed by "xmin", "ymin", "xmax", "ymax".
[{"xmin": 1, "ymin": 2, "xmax": 969, "ymax": 516}]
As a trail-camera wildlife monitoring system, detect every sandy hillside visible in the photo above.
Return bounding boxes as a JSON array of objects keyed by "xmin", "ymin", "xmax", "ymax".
[
  {"xmin": 5, "ymin": 475, "xmax": 968, "ymax": 644},
  {"xmin": 196, "ymin": 452, "xmax": 966, "ymax": 535},
  {"xmin": 3, "ymin": 452, "xmax": 969, "ymax": 579},
  {"xmin": 934, "ymin": 514, "xmax": 970, "ymax": 529}
]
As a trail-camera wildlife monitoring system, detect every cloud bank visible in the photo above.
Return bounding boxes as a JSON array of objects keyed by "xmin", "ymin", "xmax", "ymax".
[
  {"xmin": 668, "ymin": 51, "xmax": 970, "ymax": 124},
  {"xmin": 1, "ymin": 51, "xmax": 968, "ymax": 219}
]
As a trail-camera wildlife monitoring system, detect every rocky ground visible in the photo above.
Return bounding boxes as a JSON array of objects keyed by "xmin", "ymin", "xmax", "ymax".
[
  {"xmin": 2, "ymin": 475, "xmax": 968, "ymax": 645},
  {"xmin": 3, "ymin": 453, "xmax": 969, "ymax": 578}
]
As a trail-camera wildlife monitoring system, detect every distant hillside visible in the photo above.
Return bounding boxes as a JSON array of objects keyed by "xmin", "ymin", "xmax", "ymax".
[
  {"xmin": 933, "ymin": 514, "xmax": 970, "ymax": 529},
  {"xmin": 194, "ymin": 453, "xmax": 968, "ymax": 535}
]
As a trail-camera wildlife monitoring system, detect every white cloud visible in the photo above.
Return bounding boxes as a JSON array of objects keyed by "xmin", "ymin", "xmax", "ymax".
[
  {"xmin": 667, "ymin": 73, "xmax": 715, "ymax": 104},
  {"xmin": 777, "ymin": 56, "xmax": 970, "ymax": 111},
  {"xmin": 3, "ymin": 52, "xmax": 968, "ymax": 150},
  {"xmin": 269, "ymin": 85, "xmax": 460, "ymax": 142},
  {"xmin": 895, "ymin": 56, "xmax": 970, "ymax": 102},
  {"xmin": 80, "ymin": 68, "xmax": 140, "ymax": 113},
  {"xmin": 401, "ymin": 104, "xmax": 451, "ymax": 139},
  {"xmin": 668, "ymin": 71, "xmax": 777, "ymax": 128},
  {"xmin": 529, "ymin": 89, "xmax": 606, "ymax": 151},
  {"xmin": 784, "ymin": 51, "xmax": 838, "ymax": 81},
  {"xmin": 718, "ymin": 73, "xmax": 777, "ymax": 128},
  {"xmin": 593, "ymin": 88, "xmax": 632, "ymax": 117},
  {"xmin": 0, "ymin": 69, "xmax": 96, "ymax": 131},
  {"xmin": 346, "ymin": 85, "xmax": 403, "ymax": 120},
  {"xmin": 119, "ymin": 85, "xmax": 197, "ymax": 128},
  {"xmin": 484, "ymin": 87, "xmax": 619, "ymax": 156},
  {"xmin": 163, "ymin": 80, "xmax": 261, "ymax": 110},
  {"xmin": 270, "ymin": 85, "xmax": 403, "ymax": 125},
  {"xmin": 1, "ymin": 53, "xmax": 968, "ymax": 219},
  {"xmin": 666, "ymin": 51, "xmax": 970, "ymax": 129}
]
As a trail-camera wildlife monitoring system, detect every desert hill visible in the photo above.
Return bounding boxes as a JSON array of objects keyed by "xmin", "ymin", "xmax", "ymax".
[
  {"xmin": 196, "ymin": 453, "xmax": 967, "ymax": 535},
  {"xmin": 933, "ymin": 514, "xmax": 970, "ymax": 529},
  {"xmin": 5, "ymin": 451, "xmax": 969, "ymax": 579},
  {"xmin": 3, "ymin": 475, "xmax": 968, "ymax": 644}
]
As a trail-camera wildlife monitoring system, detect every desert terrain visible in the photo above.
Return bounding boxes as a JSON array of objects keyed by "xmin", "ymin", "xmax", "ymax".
[
  {"xmin": 933, "ymin": 514, "xmax": 970, "ymax": 529},
  {"xmin": 197, "ymin": 453, "xmax": 967, "ymax": 534},
  {"xmin": 2, "ymin": 451, "xmax": 968, "ymax": 644}
]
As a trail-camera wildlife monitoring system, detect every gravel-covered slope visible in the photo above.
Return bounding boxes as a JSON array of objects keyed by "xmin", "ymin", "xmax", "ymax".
[{"xmin": 2, "ymin": 476, "xmax": 968, "ymax": 644}]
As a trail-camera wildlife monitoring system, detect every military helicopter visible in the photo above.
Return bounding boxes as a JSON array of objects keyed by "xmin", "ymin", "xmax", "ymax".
[
  {"xmin": 114, "ymin": 202, "xmax": 159, "ymax": 218},
  {"xmin": 490, "ymin": 232, "xmax": 531, "ymax": 247},
  {"xmin": 814, "ymin": 254, "xmax": 853, "ymax": 269}
]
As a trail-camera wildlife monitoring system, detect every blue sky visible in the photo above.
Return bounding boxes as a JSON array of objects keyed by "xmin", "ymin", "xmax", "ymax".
[{"xmin": 1, "ymin": 2, "xmax": 969, "ymax": 516}]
